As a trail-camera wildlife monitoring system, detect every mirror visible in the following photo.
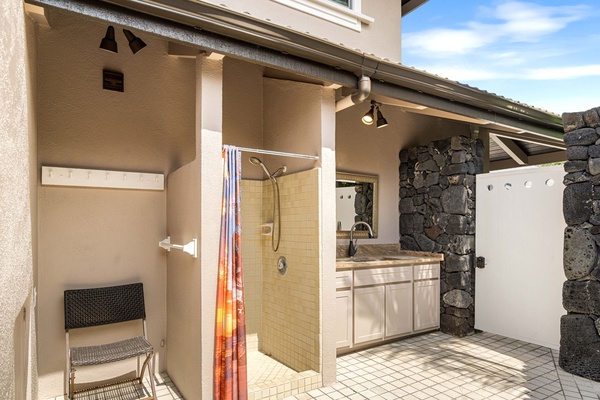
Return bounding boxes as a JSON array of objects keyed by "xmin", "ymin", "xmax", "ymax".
[{"xmin": 336, "ymin": 172, "xmax": 378, "ymax": 239}]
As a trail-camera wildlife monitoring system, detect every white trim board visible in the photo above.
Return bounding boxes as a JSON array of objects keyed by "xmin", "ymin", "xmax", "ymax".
[{"xmin": 41, "ymin": 166, "xmax": 165, "ymax": 191}]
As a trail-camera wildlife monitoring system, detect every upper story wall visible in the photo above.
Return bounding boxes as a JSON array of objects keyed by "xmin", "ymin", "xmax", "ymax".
[{"xmin": 202, "ymin": 0, "xmax": 403, "ymax": 62}]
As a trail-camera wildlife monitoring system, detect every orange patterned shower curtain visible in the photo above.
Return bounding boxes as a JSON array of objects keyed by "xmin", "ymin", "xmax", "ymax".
[{"xmin": 214, "ymin": 145, "xmax": 248, "ymax": 400}]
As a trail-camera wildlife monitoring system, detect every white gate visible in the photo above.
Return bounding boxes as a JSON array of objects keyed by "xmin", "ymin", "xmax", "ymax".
[{"xmin": 475, "ymin": 165, "xmax": 565, "ymax": 349}]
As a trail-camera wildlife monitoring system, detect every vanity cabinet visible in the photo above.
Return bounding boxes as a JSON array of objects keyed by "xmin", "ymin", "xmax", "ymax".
[
  {"xmin": 335, "ymin": 270, "xmax": 353, "ymax": 348},
  {"xmin": 385, "ymin": 282, "xmax": 413, "ymax": 337},
  {"xmin": 336, "ymin": 261, "xmax": 440, "ymax": 353},
  {"xmin": 414, "ymin": 264, "xmax": 440, "ymax": 332},
  {"xmin": 354, "ymin": 285, "xmax": 385, "ymax": 344}
]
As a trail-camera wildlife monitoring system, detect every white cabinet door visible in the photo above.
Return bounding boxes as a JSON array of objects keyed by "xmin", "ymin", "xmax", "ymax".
[
  {"xmin": 354, "ymin": 286, "xmax": 385, "ymax": 344},
  {"xmin": 385, "ymin": 282, "xmax": 413, "ymax": 337},
  {"xmin": 335, "ymin": 289, "xmax": 353, "ymax": 349},
  {"xmin": 414, "ymin": 279, "xmax": 440, "ymax": 331}
]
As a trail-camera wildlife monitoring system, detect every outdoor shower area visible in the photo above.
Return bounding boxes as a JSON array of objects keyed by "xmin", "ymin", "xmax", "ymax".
[
  {"xmin": 31, "ymin": 6, "xmax": 337, "ymax": 395},
  {"xmin": 241, "ymin": 167, "xmax": 322, "ymax": 398}
]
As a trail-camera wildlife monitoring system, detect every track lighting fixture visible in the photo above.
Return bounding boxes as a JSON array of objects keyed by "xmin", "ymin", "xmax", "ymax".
[
  {"xmin": 362, "ymin": 103, "xmax": 375, "ymax": 125},
  {"xmin": 100, "ymin": 26, "xmax": 147, "ymax": 54},
  {"xmin": 123, "ymin": 29, "xmax": 146, "ymax": 54},
  {"xmin": 376, "ymin": 107, "xmax": 388, "ymax": 128},
  {"xmin": 99, "ymin": 26, "xmax": 118, "ymax": 53},
  {"xmin": 362, "ymin": 101, "xmax": 388, "ymax": 128}
]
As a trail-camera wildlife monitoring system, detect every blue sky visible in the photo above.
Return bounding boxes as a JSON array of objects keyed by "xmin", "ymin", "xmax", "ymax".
[{"xmin": 402, "ymin": 0, "xmax": 600, "ymax": 115}]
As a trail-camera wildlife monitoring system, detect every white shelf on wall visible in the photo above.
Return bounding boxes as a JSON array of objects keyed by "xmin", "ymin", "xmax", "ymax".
[{"xmin": 41, "ymin": 166, "xmax": 164, "ymax": 191}]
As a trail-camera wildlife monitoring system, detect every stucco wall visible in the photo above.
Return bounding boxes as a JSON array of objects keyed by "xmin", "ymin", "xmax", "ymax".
[
  {"xmin": 0, "ymin": 1, "xmax": 36, "ymax": 398},
  {"xmin": 36, "ymin": 9, "xmax": 195, "ymax": 398},
  {"xmin": 206, "ymin": 0, "xmax": 402, "ymax": 63}
]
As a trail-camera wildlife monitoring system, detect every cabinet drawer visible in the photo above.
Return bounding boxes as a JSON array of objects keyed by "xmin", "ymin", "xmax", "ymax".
[
  {"xmin": 354, "ymin": 266, "xmax": 412, "ymax": 286},
  {"xmin": 336, "ymin": 270, "xmax": 353, "ymax": 289},
  {"xmin": 414, "ymin": 263, "xmax": 440, "ymax": 280}
]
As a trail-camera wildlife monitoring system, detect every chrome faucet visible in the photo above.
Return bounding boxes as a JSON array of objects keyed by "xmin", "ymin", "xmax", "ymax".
[{"xmin": 349, "ymin": 221, "xmax": 374, "ymax": 257}]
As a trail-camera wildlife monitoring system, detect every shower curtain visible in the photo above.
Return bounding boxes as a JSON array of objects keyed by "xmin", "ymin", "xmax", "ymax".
[{"xmin": 214, "ymin": 145, "xmax": 248, "ymax": 400}]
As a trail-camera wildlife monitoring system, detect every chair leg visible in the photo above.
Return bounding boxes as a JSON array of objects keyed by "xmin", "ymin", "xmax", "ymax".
[
  {"xmin": 69, "ymin": 367, "xmax": 76, "ymax": 399},
  {"xmin": 149, "ymin": 353, "xmax": 157, "ymax": 400},
  {"xmin": 139, "ymin": 352, "xmax": 157, "ymax": 399}
]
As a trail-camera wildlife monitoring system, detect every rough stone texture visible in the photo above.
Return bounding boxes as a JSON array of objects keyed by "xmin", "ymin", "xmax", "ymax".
[
  {"xmin": 443, "ymin": 289, "xmax": 473, "ymax": 308},
  {"xmin": 440, "ymin": 314, "xmax": 471, "ymax": 337},
  {"xmin": 583, "ymin": 108, "xmax": 600, "ymax": 128},
  {"xmin": 590, "ymin": 158, "xmax": 600, "ymax": 176},
  {"xmin": 562, "ymin": 112, "xmax": 586, "ymax": 133},
  {"xmin": 400, "ymin": 136, "xmax": 481, "ymax": 337},
  {"xmin": 563, "ymin": 280, "xmax": 600, "ymax": 314},
  {"xmin": 445, "ymin": 254, "xmax": 471, "ymax": 272},
  {"xmin": 560, "ymin": 314, "xmax": 600, "ymax": 381},
  {"xmin": 441, "ymin": 186, "xmax": 468, "ymax": 214},
  {"xmin": 564, "ymin": 226, "xmax": 596, "ymax": 280},
  {"xmin": 590, "ymin": 145, "xmax": 600, "ymax": 158},
  {"xmin": 561, "ymin": 106, "xmax": 600, "ymax": 383},
  {"xmin": 446, "ymin": 272, "xmax": 471, "ymax": 290},
  {"xmin": 568, "ymin": 146, "xmax": 591, "ymax": 160},
  {"xmin": 563, "ymin": 181, "xmax": 593, "ymax": 225},
  {"xmin": 565, "ymin": 160, "xmax": 588, "ymax": 173},
  {"xmin": 564, "ymin": 128, "xmax": 599, "ymax": 146}
]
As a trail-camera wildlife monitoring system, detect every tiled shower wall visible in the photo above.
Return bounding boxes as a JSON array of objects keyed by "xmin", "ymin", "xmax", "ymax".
[
  {"xmin": 262, "ymin": 169, "xmax": 321, "ymax": 373},
  {"xmin": 241, "ymin": 169, "xmax": 321, "ymax": 373},
  {"xmin": 241, "ymin": 180, "xmax": 263, "ymax": 351}
]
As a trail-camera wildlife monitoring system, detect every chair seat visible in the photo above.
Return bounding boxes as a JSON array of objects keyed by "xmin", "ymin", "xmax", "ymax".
[{"xmin": 70, "ymin": 336, "xmax": 153, "ymax": 367}]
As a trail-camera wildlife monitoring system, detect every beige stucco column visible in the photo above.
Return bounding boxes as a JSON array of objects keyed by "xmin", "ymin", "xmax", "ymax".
[
  {"xmin": 319, "ymin": 89, "xmax": 337, "ymax": 386},
  {"xmin": 166, "ymin": 54, "xmax": 223, "ymax": 400}
]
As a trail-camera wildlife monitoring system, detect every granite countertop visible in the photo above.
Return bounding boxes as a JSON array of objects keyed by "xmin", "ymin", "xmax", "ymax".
[{"xmin": 335, "ymin": 244, "xmax": 443, "ymax": 270}]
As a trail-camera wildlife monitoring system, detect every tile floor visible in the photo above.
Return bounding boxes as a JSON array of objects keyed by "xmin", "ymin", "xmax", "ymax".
[
  {"xmin": 291, "ymin": 332, "xmax": 600, "ymax": 400},
  {"xmin": 53, "ymin": 331, "xmax": 600, "ymax": 400}
]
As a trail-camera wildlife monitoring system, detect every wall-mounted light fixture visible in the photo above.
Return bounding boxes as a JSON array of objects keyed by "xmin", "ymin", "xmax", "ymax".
[
  {"xmin": 99, "ymin": 26, "xmax": 147, "ymax": 54},
  {"xmin": 123, "ymin": 29, "xmax": 147, "ymax": 54},
  {"xmin": 362, "ymin": 103, "xmax": 375, "ymax": 125},
  {"xmin": 362, "ymin": 101, "xmax": 388, "ymax": 128},
  {"xmin": 376, "ymin": 106, "xmax": 388, "ymax": 129},
  {"xmin": 99, "ymin": 26, "xmax": 118, "ymax": 53}
]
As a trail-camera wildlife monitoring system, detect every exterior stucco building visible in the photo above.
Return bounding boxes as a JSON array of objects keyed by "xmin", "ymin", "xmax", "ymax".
[{"xmin": 1, "ymin": 0, "xmax": 568, "ymax": 399}]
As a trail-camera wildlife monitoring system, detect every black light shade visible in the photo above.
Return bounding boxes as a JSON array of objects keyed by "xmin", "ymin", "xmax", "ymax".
[
  {"xmin": 100, "ymin": 26, "xmax": 118, "ymax": 53},
  {"xmin": 362, "ymin": 105, "xmax": 375, "ymax": 125},
  {"xmin": 123, "ymin": 29, "xmax": 146, "ymax": 54},
  {"xmin": 376, "ymin": 108, "xmax": 388, "ymax": 128}
]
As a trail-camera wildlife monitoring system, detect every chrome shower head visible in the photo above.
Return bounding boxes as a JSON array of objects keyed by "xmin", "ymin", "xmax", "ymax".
[
  {"xmin": 249, "ymin": 156, "xmax": 271, "ymax": 177},
  {"xmin": 271, "ymin": 165, "xmax": 287, "ymax": 178}
]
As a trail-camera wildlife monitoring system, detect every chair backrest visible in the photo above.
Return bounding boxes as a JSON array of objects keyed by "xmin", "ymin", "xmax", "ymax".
[{"xmin": 64, "ymin": 283, "xmax": 146, "ymax": 330}]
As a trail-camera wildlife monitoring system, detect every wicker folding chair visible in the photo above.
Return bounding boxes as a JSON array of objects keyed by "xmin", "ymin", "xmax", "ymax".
[{"xmin": 64, "ymin": 283, "xmax": 156, "ymax": 399}]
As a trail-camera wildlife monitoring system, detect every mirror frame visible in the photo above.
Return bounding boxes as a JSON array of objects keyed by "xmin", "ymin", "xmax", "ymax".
[{"xmin": 336, "ymin": 172, "xmax": 379, "ymax": 239}]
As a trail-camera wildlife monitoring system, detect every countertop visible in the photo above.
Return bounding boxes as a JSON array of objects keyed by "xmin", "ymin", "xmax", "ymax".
[{"xmin": 336, "ymin": 250, "xmax": 443, "ymax": 270}]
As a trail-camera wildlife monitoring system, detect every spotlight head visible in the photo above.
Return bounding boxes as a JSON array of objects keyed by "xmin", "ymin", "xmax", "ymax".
[
  {"xmin": 100, "ymin": 26, "xmax": 118, "ymax": 53},
  {"xmin": 376, "ymin": 108, "xmax": 388, "ymax": 128},
  {"xmin": 123, "ymin": 29, "xmax": 147, "ymax": 54},
  {"xmin": 362, "ymin": 105, "xmax": 375, "ymax": 125}
]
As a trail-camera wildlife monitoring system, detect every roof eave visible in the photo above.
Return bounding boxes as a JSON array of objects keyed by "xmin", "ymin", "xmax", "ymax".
[{"xmin": 29, "ymin": 0, "xmax": 564, "ymax": 138}]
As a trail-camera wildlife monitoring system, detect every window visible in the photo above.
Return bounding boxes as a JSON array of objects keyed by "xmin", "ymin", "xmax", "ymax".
[
  {"xmin": 330, "ymin": 0, "xmax": 350, "ymax": 7},
  {"xmin": 272, "ymin": 0, "xmax": 373, "ymax": 31}
]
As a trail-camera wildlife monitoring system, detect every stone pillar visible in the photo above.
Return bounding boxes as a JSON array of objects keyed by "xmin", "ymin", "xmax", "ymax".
[
  {"xmin": 400, "ymin": 135, "xmax": 483, "ymax": 337},
  {"xmin": 560, "ymin": 107, "xmax": 600, "ymax": 382}
]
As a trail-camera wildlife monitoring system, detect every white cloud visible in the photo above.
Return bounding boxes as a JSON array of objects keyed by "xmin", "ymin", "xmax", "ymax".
[
  {"xmin": 490, "ymin": 2, "xmax": 589, "ymax": 42},
  {"xmin": 403, "ymin": 1, "xmax": 591, "ymax": 57},
  {"xmin": 403, "ymin": 28, "xmax": 496, "ymax": 55},
  {"xmin": 525, "ymin": 65, "xmax": 600, "ymax": 80}
]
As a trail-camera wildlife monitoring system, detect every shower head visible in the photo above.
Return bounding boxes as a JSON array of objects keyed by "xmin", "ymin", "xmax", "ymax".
[
  {"xmin": 272, "ymin": 165, "xmax": 287, "ymax": 178},
  {"xmin": 249, "ymin": 156, "xmax": 271, "ymax": 177}
]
